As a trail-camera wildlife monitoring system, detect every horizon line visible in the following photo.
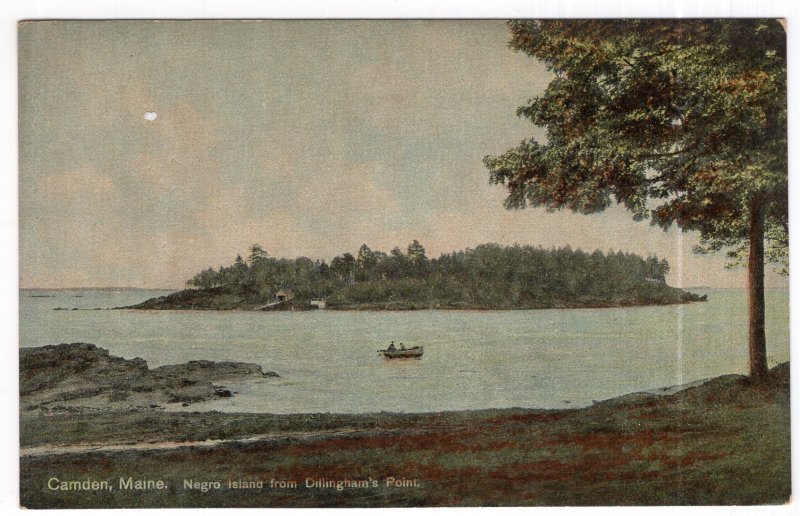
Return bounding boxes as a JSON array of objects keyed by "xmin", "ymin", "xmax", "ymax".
[
  {"xmin": 19, "ymin": 285, "xmax": 782, "ymax": 292},
  {"xmin": 19, "ymin": 286, "xmax": 178, "ymax": 291}
]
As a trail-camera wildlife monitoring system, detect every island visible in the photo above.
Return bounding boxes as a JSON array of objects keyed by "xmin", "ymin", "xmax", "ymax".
[{"xmin": 124, "ymin": 242, "xmax": 706, "ymax": 311}]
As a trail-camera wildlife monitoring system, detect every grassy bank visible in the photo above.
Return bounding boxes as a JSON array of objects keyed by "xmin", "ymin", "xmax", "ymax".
[{"xmin": 20, "ymin": 363, "xmax": 790, "ymax": 508}]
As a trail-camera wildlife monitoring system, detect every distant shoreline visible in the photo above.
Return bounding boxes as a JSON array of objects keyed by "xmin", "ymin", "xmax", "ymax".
[
  {"xmin": 23, "ymin": 286, "xmax": 791, "ymax": 292},
  {"xmin": 21, "ymin": 287, "xmax": 177, "ymax": 292},
  {"xmin": 121, "ymin": 296, "xmax": 707, "ymax": 312}
]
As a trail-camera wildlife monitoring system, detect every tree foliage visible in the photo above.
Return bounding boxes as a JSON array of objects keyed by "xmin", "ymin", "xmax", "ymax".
[
  {"xmin": 484, "ymin": 19, "xmax": 787, "ymax": 267},
  {"xmin": 185, "ymin": 241, "xmax": 698, "ymax": 309}
]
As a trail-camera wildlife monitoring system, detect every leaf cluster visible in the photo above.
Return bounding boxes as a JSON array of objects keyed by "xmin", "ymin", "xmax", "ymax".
[{"xmin": 485, "ymin": 20, "xmax": 787, "ymax": 269}]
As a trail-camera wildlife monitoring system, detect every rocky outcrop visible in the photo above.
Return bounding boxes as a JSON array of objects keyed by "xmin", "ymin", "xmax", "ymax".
[{"xmin": 20, "ymin": 343, "xmax": 279, "ymax": 413}]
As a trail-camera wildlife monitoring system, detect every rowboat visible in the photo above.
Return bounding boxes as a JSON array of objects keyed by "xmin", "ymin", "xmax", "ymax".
[{"xmin": 377, "ymin": 346, "xmax": 423, "ymax": 359}]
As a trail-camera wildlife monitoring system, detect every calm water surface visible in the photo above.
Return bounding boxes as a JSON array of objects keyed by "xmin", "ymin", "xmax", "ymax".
[{"xmin": 19, "ymin": 289, "xmax": 789, "ymax": 414}]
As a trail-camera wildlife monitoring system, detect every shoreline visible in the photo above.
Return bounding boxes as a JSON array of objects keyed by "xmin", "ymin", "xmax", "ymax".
[
  {"xmin": 20, "ymin": 370, "xmax": 746, "ymax": 450},
  {"xmin": 120, "ymin": 280, "xmax": 706, "ymax": 312},
  {"xmin": 118, "ymin": 298, "xmax": 706, "ymax": 312},
  {"xmin": 20, "ymin": 343, "xmax": 280, "ymax": 414},
  {"xmin": 20, "ymin": 361, "xmax": 790, "ymax": 507}
]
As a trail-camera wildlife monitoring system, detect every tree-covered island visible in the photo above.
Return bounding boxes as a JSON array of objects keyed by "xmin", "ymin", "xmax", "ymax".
[{"xmin": 128, "ymin": 241, "xmax": 704, "ymax": 311}]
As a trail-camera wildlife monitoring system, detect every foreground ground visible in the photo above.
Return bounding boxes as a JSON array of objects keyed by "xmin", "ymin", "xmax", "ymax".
[{"xmin": 19, "ymin": 362, "xmax": 790, "ymax": 508}]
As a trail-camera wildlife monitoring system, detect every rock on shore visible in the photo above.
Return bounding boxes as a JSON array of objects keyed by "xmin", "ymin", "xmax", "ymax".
[{"xmin": 20, "ymin": 343, "xmax": 279, "ymax": 414}]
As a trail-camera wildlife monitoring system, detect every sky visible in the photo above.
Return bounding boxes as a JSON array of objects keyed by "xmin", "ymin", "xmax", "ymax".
[{"xmin": 18, "ymin": 19, "xmax": 788, "ymax": 289}]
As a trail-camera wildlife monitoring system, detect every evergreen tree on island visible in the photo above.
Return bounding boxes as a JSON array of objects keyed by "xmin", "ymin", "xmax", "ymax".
[{"xmin": 484, "ymin": 20, "xmax": 787, "ymax": 380}]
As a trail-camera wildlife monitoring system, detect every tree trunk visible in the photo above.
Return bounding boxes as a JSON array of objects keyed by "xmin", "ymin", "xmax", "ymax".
[{"xmin": 747, "ymin": 199, "xmax": 768, "ymax": 381}]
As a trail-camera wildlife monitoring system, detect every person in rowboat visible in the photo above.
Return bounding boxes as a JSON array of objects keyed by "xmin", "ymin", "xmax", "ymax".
[{"xmin": 388, "ymin": 341, "xmax": 396, "ymax": 351}]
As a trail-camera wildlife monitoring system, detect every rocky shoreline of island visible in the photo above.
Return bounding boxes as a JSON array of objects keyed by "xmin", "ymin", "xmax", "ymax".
[{"xmin": 119, "ymin": 286, "xmax": 706, "ymax": 312}]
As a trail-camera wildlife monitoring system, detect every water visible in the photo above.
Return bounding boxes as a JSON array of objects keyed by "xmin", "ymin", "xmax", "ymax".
[{"xmin": 19, "ymin": 289, "xmax": 789, "ymax": 414}]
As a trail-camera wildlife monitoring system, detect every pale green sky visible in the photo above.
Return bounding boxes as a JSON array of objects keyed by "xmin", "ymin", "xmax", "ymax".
[{"xmin": 18, "ymin": 20, "xmax": 785, "ymax": 289}]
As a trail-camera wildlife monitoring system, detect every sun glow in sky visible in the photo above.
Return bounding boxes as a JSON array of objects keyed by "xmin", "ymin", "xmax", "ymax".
[{"xmin": 18, "ymin": 20, "xmax": 787, "ymax": 289}]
